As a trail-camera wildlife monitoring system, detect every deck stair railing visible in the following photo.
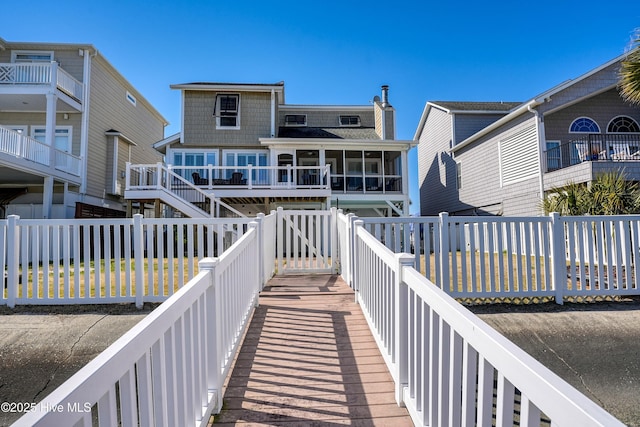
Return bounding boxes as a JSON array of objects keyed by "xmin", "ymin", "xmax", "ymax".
[{"xmin": 126, "ymin": 163, "xmax": 245, "ymax": 218}]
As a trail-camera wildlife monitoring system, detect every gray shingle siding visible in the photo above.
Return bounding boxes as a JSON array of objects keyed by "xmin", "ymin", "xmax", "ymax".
[
  {"xmin": 453, "ymin": 114, "xmax": 540, "ymax": 216},
  {"xmin": 418, "ymin": 107, "xmax": 455, "ymax": 215},
  {"xmin": 544, "ymin": 89, "xmax": 640, "ymax": 143},
  {"xmin": 454, "ymin": 113, "xmax": 509, "ymax": 144},
  {"xmin": 537, "ymin": 62, "xmax": 620, "ymax": 116},
  {"xmin": 278, "ymin": 108, "xmax": 375, "ymax": 128},
  {"xmin": 182, "ymin": 91, "xmax": 273, "ymax": 148}
]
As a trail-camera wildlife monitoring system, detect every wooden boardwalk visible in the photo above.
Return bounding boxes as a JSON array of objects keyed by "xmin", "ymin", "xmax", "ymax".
[{"xmin": 212, "ymin": 274, "xmax": 413, "ymax": 426}]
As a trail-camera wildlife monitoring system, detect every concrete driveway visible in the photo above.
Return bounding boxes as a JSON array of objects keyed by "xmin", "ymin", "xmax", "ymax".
[
  {"xmin": 471, "ymin": 297, "xmax": 640, "ymax": 427},
  {"xmin": 0, "ymin": 305, "xmax": 154, "ymax": 426}
]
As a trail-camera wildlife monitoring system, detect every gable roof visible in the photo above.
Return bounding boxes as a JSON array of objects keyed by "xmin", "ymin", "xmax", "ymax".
[
  {"xmin": 429, "ymin": 101, "xmax": 521, "ymax": 113},
  {"xmin": 415, "ymin": 49, "xmax": 634, "ymax": 148},
  {"xmin": 413, "ymin": 100, "xmax": 521, "ymax": 140},
  {"xmin": 451, "ymin": 51, "xmax": 633, "ymax": 153},
  {"xmin": 152, "ymin": 132, "xmax": 181, "ymax": 154}
]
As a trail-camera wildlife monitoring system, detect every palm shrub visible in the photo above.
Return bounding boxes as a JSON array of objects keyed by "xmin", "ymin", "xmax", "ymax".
[
  {"xmin": 619, "ymin": 28, "xmax": 640, "ymax": 105},
  {"xmin": 541, "ymin": 181, "xmax": 587, "ymax": 215},
  {"xmin": 586, "ymin": 170, "xmax": 640, "ymax": 215},
  {"xmin": 542, "ymin": 170, "xmax": 640, "ymax": 215}
]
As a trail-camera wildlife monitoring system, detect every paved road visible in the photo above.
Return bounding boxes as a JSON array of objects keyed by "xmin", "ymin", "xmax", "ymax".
[
  {"xmin": 471, "ymin": 297, "xmax": 640, "ymax": 427},
  {"xmin": 0, "ymin": 305, "xmax": 153, "ymax": 426}
]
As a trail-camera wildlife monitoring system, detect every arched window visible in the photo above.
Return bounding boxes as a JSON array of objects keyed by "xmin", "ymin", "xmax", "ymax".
[
  {"xmin": 607, "ymin": 116, "xmax": 640, "ymax": 133},
  {"xmin": 569, "ymin": 117, "xmax": 600, "ymax": 133}
]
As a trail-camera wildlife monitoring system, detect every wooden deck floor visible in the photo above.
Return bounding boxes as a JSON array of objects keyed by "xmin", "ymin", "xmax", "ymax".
[{"xmin": 211, "ymin": 274, "xmax": 413, "ymax": 426}]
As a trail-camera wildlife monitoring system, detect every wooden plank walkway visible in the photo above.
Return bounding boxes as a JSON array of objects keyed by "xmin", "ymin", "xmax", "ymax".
[{"xmin": 211, "ymin": 274, "xmax": 413, "ymax": 426}]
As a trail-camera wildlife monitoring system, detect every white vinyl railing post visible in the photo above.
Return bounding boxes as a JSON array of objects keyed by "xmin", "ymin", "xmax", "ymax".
[
  {"xmin": 277, "ymin": 207, "xmax": 284, "ymax": 274},
  {"xmin": 439, "ymin": 212, "xmax": 450, "ymax": 291},
  {"xmin": 550, "ymin": 212, "xmax": 566, "ymax": 305},
  {"xmin": 256, "ymin": 213, "xmax": 266, "ymax": 289},
  {"xmin": 199, "ymin": 256, "xmax": 223, "ymax": 412},
  {"xmin": 125, "ymin": 162, "xmax": 131, "ymax": 190},
  {"xmin": 347, "ymin": 213, "xmax": 357, "ymax": 289},
  {"xmin": 6, "ymin": 215, "xmax": 20, "ymax": 309},
  {"xmin": 394, "ymin": 252, "xmax": 414, "ymax": 406},
  {"xmin": 133, "ymin": 214, "xmax": 145, "ymax": 308},
  {"xmin": 331, "ymin": 207, "xmax": 338, "ymax": 274},
  {"xmin": 352, "ymin": 219, "xmax": 364, "ymax": 302},
  {"xmin": 156, "ymin": 162, "xmax": 163, "ymax": 190}
]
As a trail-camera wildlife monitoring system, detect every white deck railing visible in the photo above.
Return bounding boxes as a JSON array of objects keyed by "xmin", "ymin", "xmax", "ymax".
[
  {"xmin": 347, "ymin": 212, "xmax": 640, "ymax": 303},
  {"xmin": 126, "ymin": 163, "xmax": 247, "ymax": 218},
  {"xmin": 0, "ymin": 62, "xmax": 83, "ymax": 101},
  {"xmin": 129, "ymin": 163, "xmax": 332, "ymax": 191},
  {"xmin": 13, "ymin": 223, "xmax": 262, "ymax": 427},
  {"xmin": 0, "ymin": 125, "xmax": 82, "ymax": 177},
  {"xmin": 8, "ymin": 209, "xmax": 631, "ymax": 426},
  {"xmin": 0, "ymin": 213, "xmax": 273, "ymax": 307},
  {"xmin": 351, "ymin": 218, "xmax": 625, "ymax": 427}
]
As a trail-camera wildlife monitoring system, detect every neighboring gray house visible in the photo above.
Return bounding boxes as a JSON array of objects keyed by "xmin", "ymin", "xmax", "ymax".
[
  {"xmin": 126, "ymin": 82, "xmax": 415, "ymax": 217},
  {"xmin": 415, "ymin": 51, "xmax": 640, "ymax": 216},
  {"xmin": 0, "ymin": 36, "xmax": 167, "ymax": 219}
]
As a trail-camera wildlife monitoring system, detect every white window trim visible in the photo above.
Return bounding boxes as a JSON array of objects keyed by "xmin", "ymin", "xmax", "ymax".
[
  {"xmin": 606, "ymin": 115, "xmax": 640, "ymax": 133},
  {"xmin": 169, "ymin": 148, "xmax": 219, "ymax": 164},
  {"xmin": 31, "ymin": 125, "xmax": 73, "ymax": 152},
  {"xmin": 568, "ymin": 116, "xmax": 600, "ymax": 133},
  {"xmin": 284, "ymin": 114, "xmax": 307, "ymax": 127},
  {"xmin": 456, "ymin": 162, "xmax": 462, "ymax": 190},
  {"xmin": 126, "ymin": 91, "xmax": 137, "ymax": 107},
  {"xmin": 11, "ymin": 50, "xmax": 54, "ymax": 63},
  {"xmin": 222, "ymin": 149, "xmax": 269, "ymax": 166},
  {"xmin": 215, "ymin": 94, "xmax": 241, "ymax": 130},
  {"xmin": 339, "ymin": 115, "xmax": 361, "ymax": 127}
]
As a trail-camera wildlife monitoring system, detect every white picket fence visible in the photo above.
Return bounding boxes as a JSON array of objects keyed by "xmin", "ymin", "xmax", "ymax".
[
  {"xmin": 10, "ymin": 208, "xmax": 631, "ymax": 426},
  {"xmin": 13, "ymin": 222, "xmax": 263, "ymax": 427},
  {"xmin": 1, "ymin": 213, "xmax": 276, "ymax": 307},
  {"xmin": 345, "ymin": 212, "xmax": 640, "ymax": 303},
  {"xmin": 349, "ymin": 217, "xmax": 625, "ymax": 427}
]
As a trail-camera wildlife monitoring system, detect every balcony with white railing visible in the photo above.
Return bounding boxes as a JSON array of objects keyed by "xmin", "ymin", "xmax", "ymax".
[
  {"xmin": 127, "ymin": 163, "xmax": 333, "ymax": 197},
  {"xmin": 0, "ymin": 62, "xmax": 83, "ymax": 102},
  {"xmin": 0, "ymin": 125, "xmax": 82, "ymax": 180}
]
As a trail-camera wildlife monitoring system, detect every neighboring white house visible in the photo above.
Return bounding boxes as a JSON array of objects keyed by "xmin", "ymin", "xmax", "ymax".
[
  {"xmin": 126, "ymin": 82, "xmax": 415, "ymax": 217},
  {"xmin": 416, "ymin": 51, "xmax": 640, "ymax": 216},
  {"xmin": 0, "ymin": 36, "xmax": 167, "ymax": 219}
]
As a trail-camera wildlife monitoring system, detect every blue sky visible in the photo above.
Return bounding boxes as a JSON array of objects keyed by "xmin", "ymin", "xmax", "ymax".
[{"xmin": 3, "ymin": 1, "xmax": 639, "ymax": 214}]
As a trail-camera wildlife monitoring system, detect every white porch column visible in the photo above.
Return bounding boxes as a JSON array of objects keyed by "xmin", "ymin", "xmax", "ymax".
[
  {"xmin": 45, "ymin": 90, "xmax": 58, "ymax": 167},
  {"xmin": 42, "ymin": 176, "xmax": 54, "ymax": 219}
]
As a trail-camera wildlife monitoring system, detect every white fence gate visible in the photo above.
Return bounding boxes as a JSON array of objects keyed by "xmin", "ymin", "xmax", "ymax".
[{"xmin": 276, "ymin": 207, "xmax": 336, "ymax": 274}]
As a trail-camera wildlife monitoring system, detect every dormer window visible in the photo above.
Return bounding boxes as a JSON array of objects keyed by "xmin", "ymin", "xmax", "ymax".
[
  {"xmin": 215, "ymin": 94, "xmax": 240, "ymax": 129},
  {"xmin": 285, "ymin": 114, "xmax": 307, "ymax": 126},
  {"xmin": 340, "ymin": 115, "xmax": 360, "ymax": 126}
]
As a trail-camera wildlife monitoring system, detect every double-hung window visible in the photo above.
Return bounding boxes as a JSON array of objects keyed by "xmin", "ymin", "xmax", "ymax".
[{"xmin": 215, "ymin": 94, "xmax": 240, "ymax": 129}]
